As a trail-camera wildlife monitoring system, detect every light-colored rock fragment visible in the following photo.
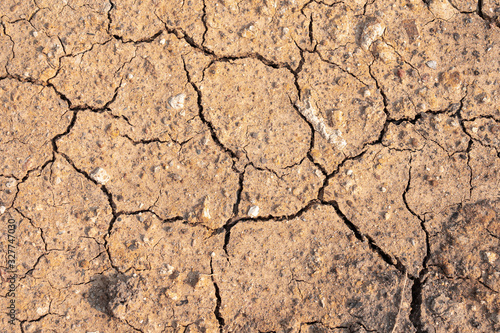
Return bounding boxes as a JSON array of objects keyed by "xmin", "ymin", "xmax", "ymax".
[
  {"xmin": 247, "ymin": 205, "xmax": 259, "ymax": 217},
  {"xmin": 90, "ymin": 167, "xmax": 111, "ymax": 185},
  {"xmin": 359, "ymin": 19, "xmax": 385, "ymax": 50},
  {"xmin": 428, "ymin": 0, "xmax": 459, "ymax": 20},
  {"xmin": 426, "ymin": 60, "xmax": 437, "ymax": 69},
  {"xmin": 168, "ymin": 93, "xmax": 186, "ymax": 110},
  {"xmin": 296, "ymin": 99, "xmax": 347, "ymax": 150}
]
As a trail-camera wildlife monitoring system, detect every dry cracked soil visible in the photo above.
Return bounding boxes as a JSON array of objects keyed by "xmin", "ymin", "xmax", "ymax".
[{"xmin": 1, "ymin": 0, "xmax": 500, "ymax": 332}]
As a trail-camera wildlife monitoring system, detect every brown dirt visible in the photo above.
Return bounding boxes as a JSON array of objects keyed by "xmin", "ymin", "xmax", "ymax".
[{"xmin": 1, "ymin": 0, "xmax": 500, "ymax": 332}]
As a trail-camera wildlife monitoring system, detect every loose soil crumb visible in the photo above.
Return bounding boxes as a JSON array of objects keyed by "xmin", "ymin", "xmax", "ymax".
[{"xmin": 0, "ymin": 1, "xmax": 499, "ymax": 332}]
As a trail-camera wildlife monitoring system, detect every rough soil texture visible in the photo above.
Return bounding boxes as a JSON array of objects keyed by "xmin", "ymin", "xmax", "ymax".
[{"xmin": 1, "ymin": 0, "xmax": 500, "ymax": 332}]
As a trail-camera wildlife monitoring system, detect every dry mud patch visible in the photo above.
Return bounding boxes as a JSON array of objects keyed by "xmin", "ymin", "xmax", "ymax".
[{"xmin": 1, "ymin": 0, "xmax": 500, "ymax": 332}]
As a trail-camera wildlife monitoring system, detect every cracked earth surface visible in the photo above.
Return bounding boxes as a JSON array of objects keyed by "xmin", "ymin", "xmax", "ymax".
[{"xmin": 1, "ymin": 0, "xmax": 500, "ymax": 332}]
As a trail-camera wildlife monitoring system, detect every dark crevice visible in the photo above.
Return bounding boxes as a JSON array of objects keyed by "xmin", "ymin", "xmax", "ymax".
[
  {"xmin": 19, "ymin": 312, "xmax": 53, "ymax": 328},
  {"xmin": 288, "ymin": 82, "xmax": 329, "ymax": 178},
  {"xmin": 465, "ymin": 139, "xmax": 474, "ymax": 199},
  {"xmin": 124, "ymin": 319, "xmax": 144, "ymax": 333},
  {"xmin": 476, "ymin": 0, "xmax": 500, "ymax": 27},
  {"xmin": 366, "ymin": 235, "xmax": 408, "ymax": 276},
  {"xmin": 222, "ymin": 223, "xmax": 232, "ymax": 257},
  {"xmin": 306, "ymin": 128, "xmax": 328, "ymax": 176},
  {"xmin": 232, "ymin": 199, "xmax": 322, "ymax": 224},
  {"xmin": 210, "ymin": 257, "xmax": 225, "ymax": 332},
  {"xmin": 322, "ymin": 199, "xmax": 418, "ymax": 279},
  {"xmin": 106, "ymin": 0, "xmax": 115, "ymax": 36},
  {"xmin": 410, "ymin": 277, "xmax": 427, "ymax": 333},
  {"xmin": 454, "ymin": 92, "xmax": 475, "ymax": 199},
  {"xmin": 51, "ymin": 111, "xmax": 78, "ymax": 152},
  {"xmin": 9, "ymin": 154, "xmax": 55, "ymax": 210},
  {"xmin": 54, "ymin": 152, "xmax": 121, "ymax": 274},
  {"xmin": 308, "ymin": 13, "xmax": 315, "ymax": 49},
  {"xmin": 15, "ymin": 208, "xmax": 48, "ymax": 251},
  {"xmin": 290, "ymin": 46, "xmax": 306, "ymax": 100},
  {"xmin": 201, "ymin": 0, "xmax": 208, "ymax": 46},
  {"xmin": 320, "ymin": 148, "xmax": 367, "ymax": 191},
  {"xmin": 368, "ymin": 62, "xmax": 390, "ymax": 117},
  {"xmin": 402, "ymin": 156, "xmax": 431, "ymax": 332},
  {"xmin": 157, "ymin": 11, "xmax": 306, "ymax": 75},
  {"xmin": 232, "ymin": 170, "xmax": 245, "ymax": 217},
  {"xmin": 320, "ymin": 200, "xmax": 363, "ymax": 241},
  {"xmin": 19, "ymin": 253, "xmax": 47, "ymax": 280},
  {"xmin": 181, "ymin": 57, "xmax": 238, "ymax": 160},
  {"xmin": 223, "ymin": 199, "xmax": 322, "ymax": 256},
  {"xmin": 120, "ymin": 134, "xmax": 170, "ymax": 146},
  {"xmin": 316, "ymin": 51, "xmax": 369, "ymax": 86},
  {"xmin": 478, "ymin": 0, "xmax": 484, "ymax": 17},
  {"xmin": 111, "ymin": 29, "xmax": 163, "ymax": 44}
]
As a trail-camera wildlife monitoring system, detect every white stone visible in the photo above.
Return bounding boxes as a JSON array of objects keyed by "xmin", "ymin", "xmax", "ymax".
[
  {"xmin": 90, "ymin": 167, "xmax": 110, "ymax": 185},
  {"xmin": 296, "ymin": 99, "xmax": 347, "ymax": 150},
  {"xmin": 426, "ymin": 60, "xmax": 437, "ymax": 70},
  {"xmin": 360, "ymin": 21, "xmax": 385, "ymax": 50},
  {"xmin": 168, "ymin": 93, "xmax": 186, "ymax": 109},
  {"xmin": 486, "ymin": 251, "xmax": 497, "ymax": 264},
  {"xmin": 0, "ymin": 206, "xmax": 5, "ymax": 214},
  {"xmin": 248, "ymin": 206, "xmax": 259, "ymax": 217}
]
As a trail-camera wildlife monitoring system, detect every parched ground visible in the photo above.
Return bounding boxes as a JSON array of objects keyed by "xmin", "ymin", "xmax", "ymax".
[{"xmin": 1, "ymin": 0, "xmax": 500, "ymax": 332}]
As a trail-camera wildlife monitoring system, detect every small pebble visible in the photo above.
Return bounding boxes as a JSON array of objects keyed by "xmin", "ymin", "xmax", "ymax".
[
  {"xmin": 5, "ymin": 179, "xmax": 16, "ymax": 188},
  {"xmin": 90, "ymin": 167, "xmax": 111, "ymax": 185},
  {"xmin": 426, "ymin": 60, "xmax": 437, "ymax": 69},
  {"xmin": 168, "ymin": 93, "xmax": 186, "ymax": 109},
  {"xmin": 486, "ymin": 251, "xmax": 497, "ymax": 264},
  {"xmin": 248, "ymin": 206, "xmax": 259, "ymax": 217}
]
